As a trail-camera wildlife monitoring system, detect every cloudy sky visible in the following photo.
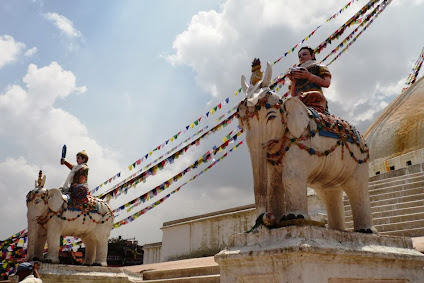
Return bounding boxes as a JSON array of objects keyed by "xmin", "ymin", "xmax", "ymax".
[{"xmin": 1, "ymin": 0, "xmax": 423, "ymax": 245}]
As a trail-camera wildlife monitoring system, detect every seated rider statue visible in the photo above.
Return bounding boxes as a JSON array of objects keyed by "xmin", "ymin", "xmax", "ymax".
[
  {"xmin": 60, "ymin": 150, "xmax": 89, "ymax": 200},
  {"xmin": 288, "ymin": 46, "xmax": 332, "ymax": 113}
]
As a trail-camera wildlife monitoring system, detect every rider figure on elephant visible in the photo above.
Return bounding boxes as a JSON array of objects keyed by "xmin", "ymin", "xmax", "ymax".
[
  {"xmin": 288, "ymin": 46, "xmax": 332, "ymax": 114},
  {"xmin": 60, "ymin": 150, "xmax": 89, "ymax": 200}
]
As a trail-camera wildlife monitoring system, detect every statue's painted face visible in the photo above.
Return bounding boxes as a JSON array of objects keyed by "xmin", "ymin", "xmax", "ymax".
[
  {"xmin": 76, "ymin": 155, "xmax": 85, "ymax": 165},
  {"xmin": 298, "ymin": 49, "xmax": 313, "ymax": 64}
]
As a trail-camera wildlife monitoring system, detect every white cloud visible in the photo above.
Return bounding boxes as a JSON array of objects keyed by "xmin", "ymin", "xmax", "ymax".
[
  {"xmin": 0, "ymin": 62, "xmax": 120, "ymax": 239},
  {"xmin": 165, "ymin": 0, "xmax": 359, "ymax": 98},
  {"xmin": 24, "ymin": 47, "xmax": 38, "ymax": 57},
  {"xmin": 23, "ymin": 62, "xmax": 87, "ymax": 109},
  {"xmin": 44, "ymin": 12, "xmax": 82, "ymax": 38},
  {"xmin": 0, "ymin": 35, "xmax": 26, "ymax": 69},
  {"xmin": 166, "ymin": 0, "xmax": 418, "ymax": 132},
  {"xmin": 395, "ymin": 0, "xmax": 424, "ymax": 6}
]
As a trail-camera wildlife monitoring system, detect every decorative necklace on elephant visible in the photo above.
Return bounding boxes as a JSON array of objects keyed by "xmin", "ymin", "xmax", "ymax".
[
  {"xmin": 266, "ymin": 109, "xmax": 369, "ymax": 166},
  {"xmin": 31, "ymin": 190, "xmax": 113, "ymax": 226}
]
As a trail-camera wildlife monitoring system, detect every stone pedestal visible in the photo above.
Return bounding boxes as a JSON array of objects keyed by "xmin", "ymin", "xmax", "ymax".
[
  {"xmin": 214, "ymin": 226, "xmax": 424, "ymax": 283},
  {"xmin": 24, "ymin": 264, "xmax": 142, "ymax": 283}
]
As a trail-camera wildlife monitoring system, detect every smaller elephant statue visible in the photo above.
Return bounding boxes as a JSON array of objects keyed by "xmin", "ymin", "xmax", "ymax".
[
  {"xmin": 25, "ymin": 183, "xmax": 114, "ymax": 266},
  {"xmin": 237, "ymin": 61, "xmax": 377, "ymax": 233}
]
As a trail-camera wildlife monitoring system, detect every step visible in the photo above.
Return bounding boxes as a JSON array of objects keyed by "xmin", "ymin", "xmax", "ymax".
[
  {"xmin": 343, "ymin": 186, "xmax": 424, "ymax": 206},
  {"xmin": 143, "ymin": 266, "xmax": 219, "ymax": 280},
  {"xmin": 345, "ymin": 199, "xmax": 424, "ymax": 217},
  {"xmin": 344, "ymin": 226, "xmax": 424, "ymax": 238},
  {"xmin": 369, "ymin": 174, "xmax": 424, "ymax": 191},
  {"xmin": 380, "ymin": 227, "xmax": 424, "ymax": 237},
  {"xmin": 346, "ymin": 204, "xmax": 424, "ymax": 222},
  {"xmin": 344, "ymin": 191, "xmax": 424, "ymax": 212},
  {"xmin": 346, "ymin": 218, "xmax": 424, "ymax": 233},
  {"xmin": 346, "ymin": 211, "xmax": 424, "ymax": 227},
  {"xmin": 368, "ymin": 178, "xmax": 424, "ymax": 196},
  {"xmin": 369, "ymin": 165, "xmax": 424, "ymax": 184},
  {"xmin": 368, "ymin": 170, "xmax": 424, "ymax": 186},
  {"xmin": 142, "ymin": 274, "xmax": 220, "ymax": 283}
]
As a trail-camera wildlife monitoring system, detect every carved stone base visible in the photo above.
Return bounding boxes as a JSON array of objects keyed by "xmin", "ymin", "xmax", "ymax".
[
  {"xmin": 16, "ymin": 263, "xmax": 143, "ymax": 283},
  {"xmin": 214, "ymin": 226, "xmax": 424, "ymax": 283}
]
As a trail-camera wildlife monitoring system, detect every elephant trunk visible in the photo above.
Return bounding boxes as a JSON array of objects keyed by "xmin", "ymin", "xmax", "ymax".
[
  {"xmin": 247, "ymin": 140, "xmax": 268, "ymax": 218},
  {"xmin": 26, "ymin": 219, "xmax": 37, "ymax": 261},
  {"xmin": 26, "ymin": 210, "xmax": 47, "ymax": 261}
]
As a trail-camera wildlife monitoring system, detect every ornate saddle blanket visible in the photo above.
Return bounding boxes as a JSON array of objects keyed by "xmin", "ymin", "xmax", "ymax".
[
  {"xmin": 67, "ymin": 195, "xmax": 99, "ymax": 212},
  {"xmin": 308, "ymin": 108, "xmax": 363, "ymax": 147}
]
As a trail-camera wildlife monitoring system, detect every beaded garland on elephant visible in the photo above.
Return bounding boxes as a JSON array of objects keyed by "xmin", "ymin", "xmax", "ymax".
[
  {"xmin": 266, "ymin": 107, "xmax": 370, "ymax": 165},
  {"xmin": 63, "ymin": 195, "xmax": 113, "ymax": 224},
  {"xmin": 27, "ymin": 189, "xmax": 113, "ymax": 225},
  {"xmin": 237, "ymin": 92, "xmax": 283, "ymax": 128},
  {"xmin": 237, "ymin": 93, "xmax": 369, "ymax": 166}
]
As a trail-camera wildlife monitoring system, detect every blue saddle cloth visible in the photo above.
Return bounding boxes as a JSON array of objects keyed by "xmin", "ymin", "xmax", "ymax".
[{"xmin": 308, "ymin": 108, "xmax": 362, "ymax": 145}]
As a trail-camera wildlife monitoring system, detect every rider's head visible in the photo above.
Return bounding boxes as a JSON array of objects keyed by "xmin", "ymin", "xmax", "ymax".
[
  {"xmin": 76, "ymin": 150, "xmax": 89, "ymax": 164},
  {"xmin": 298, "ymin": 46, "xmax": 316, "ymax": 64}
]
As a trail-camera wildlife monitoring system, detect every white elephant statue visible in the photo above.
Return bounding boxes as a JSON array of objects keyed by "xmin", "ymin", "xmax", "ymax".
[
  {"xmin": 25, "ymin": 181, "xmax": 114, "ymax": 266},
  {"xmin": 237, "ymin": 61, "xmax": 376, "ymax": 233}
]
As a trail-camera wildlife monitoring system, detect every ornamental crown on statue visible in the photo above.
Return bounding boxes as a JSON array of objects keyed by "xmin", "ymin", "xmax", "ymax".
[{"xmin": 250, "ymin": 58, "xmax": 263, "ymax": 86}]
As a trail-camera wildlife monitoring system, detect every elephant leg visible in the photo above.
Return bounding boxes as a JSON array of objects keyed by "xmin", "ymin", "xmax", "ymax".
[
  {"xmin": 34, "ymin": 226, "xmax": 47, "ymax": 261},
  {"xmin": 343, "ymin": 167, "xmax": 376, "ymax": 233},
  {"xmin": 315, "ymin": 188, "xmax": 345, "ymax": 230},
  {"xmin": 281, "ymin": 163, "xmax": 310, "ymax": 220},
  {"xmin": 82, "ymin": 236, "xmax": 96, "ymax": 265},
  {"xmin": 94, "ymin": 235, "xmax": 109, "ymax": 266},
  {"xmin": 266, "ymin": 162, "xmax": 284, "ymax": 221},
  {"xmin": 45, "ymin": 230, "xmax": 60, "ymax": 263}
]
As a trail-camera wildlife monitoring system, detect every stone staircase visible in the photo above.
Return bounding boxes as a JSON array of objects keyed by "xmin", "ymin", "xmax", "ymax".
[
  {"xmin": 124, "ymin": 256, "xmax": 220, "ymax": 283},
  {"xmin": 344, "ymin": 168, "xmax": 424, "ymax": 237},
  {"xmin": 142, "ymin": 265, "xmax": 219, "ymax": 282}
]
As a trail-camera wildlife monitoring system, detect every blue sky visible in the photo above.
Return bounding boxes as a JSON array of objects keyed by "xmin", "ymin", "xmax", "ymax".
[{"xmin": 1, "ymin": 0, "xmax": 423, "ymax": 244}]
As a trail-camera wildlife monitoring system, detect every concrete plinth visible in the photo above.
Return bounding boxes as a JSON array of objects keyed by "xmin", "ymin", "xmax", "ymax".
[
  {"xmin": 215, "ymin": 226, "xmax": 424, "ymax": 283},
  {"xmin": 29, "ymin": 264, "xmax": 142, "ymax": 283}
]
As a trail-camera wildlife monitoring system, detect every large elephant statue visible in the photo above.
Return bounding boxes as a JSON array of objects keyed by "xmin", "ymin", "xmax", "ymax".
[
  {"xmin": 237, "ymin": 61, "xmax": 376, "ymax": 233},
  {"xmin": 25, "ymin": 180, "xmax": 114, "ymax": 266}
]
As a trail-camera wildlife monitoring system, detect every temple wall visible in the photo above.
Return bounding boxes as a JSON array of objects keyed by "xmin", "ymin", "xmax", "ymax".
[
  {"xmin": 142, "ymin": 193, "xmax": 326, "ymax": 264},
  {"xmin": 369, "ymin": 148, "xmax": 424, "ymax": 176},
  {"xmin": 161, "ymin": 204, "xmax": 256, "ymax": 262},
  {"xmin": 142, "ymin": 242, "xmax": 162, "ymax": 264}
]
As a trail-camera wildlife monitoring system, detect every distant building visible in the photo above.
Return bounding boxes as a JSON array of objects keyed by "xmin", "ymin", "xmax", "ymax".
[{"xmin": 107, "ymin": 236, "xmax": 143, "ymax": 266}]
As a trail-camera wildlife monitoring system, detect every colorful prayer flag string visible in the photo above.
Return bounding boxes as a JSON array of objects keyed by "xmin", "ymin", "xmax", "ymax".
[
  {"xmin": 402, "ymin": 46, "xmax": 424, "ymax": 92},
  {"xmin": 90, "ymin": 96, "xmax": 233, "ymax": 195},
  {"xmin": 271, "ymin": 0, "xmax": 390, "ymax": 93},
  {"xmin": 110, "ymin": 128, "xmax": 244, "ymax": 214},
  {"xmin": 112, "ymin": 139, "xmax": 245, "ymax": 229},
  {"xmin": 315, "ymin": 0, "xmax": 381, "ymax": 55},
  {"xmin": 327, "ymin": 0, "xmax": 392, "ymax": 67},
  {"xmin": 97, "ymin": 113, "xmax": 239, "ymax": 200},
  {"xmin": 272, "ymin": 0, "xmax": 362, "ymax": 65},
  {"xmin": 321, "ymin": 0, "xmax": 389, "ymax": 64}
]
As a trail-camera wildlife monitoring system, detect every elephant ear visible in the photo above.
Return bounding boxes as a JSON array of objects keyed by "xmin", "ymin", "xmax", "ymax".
[
  {"xmin": 47, "ymin": 188, "xmax": 64, "ymax": 212},
  {"xmin": 284, "ymin": 97, "xmax": 310, "ymax": 138}
]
